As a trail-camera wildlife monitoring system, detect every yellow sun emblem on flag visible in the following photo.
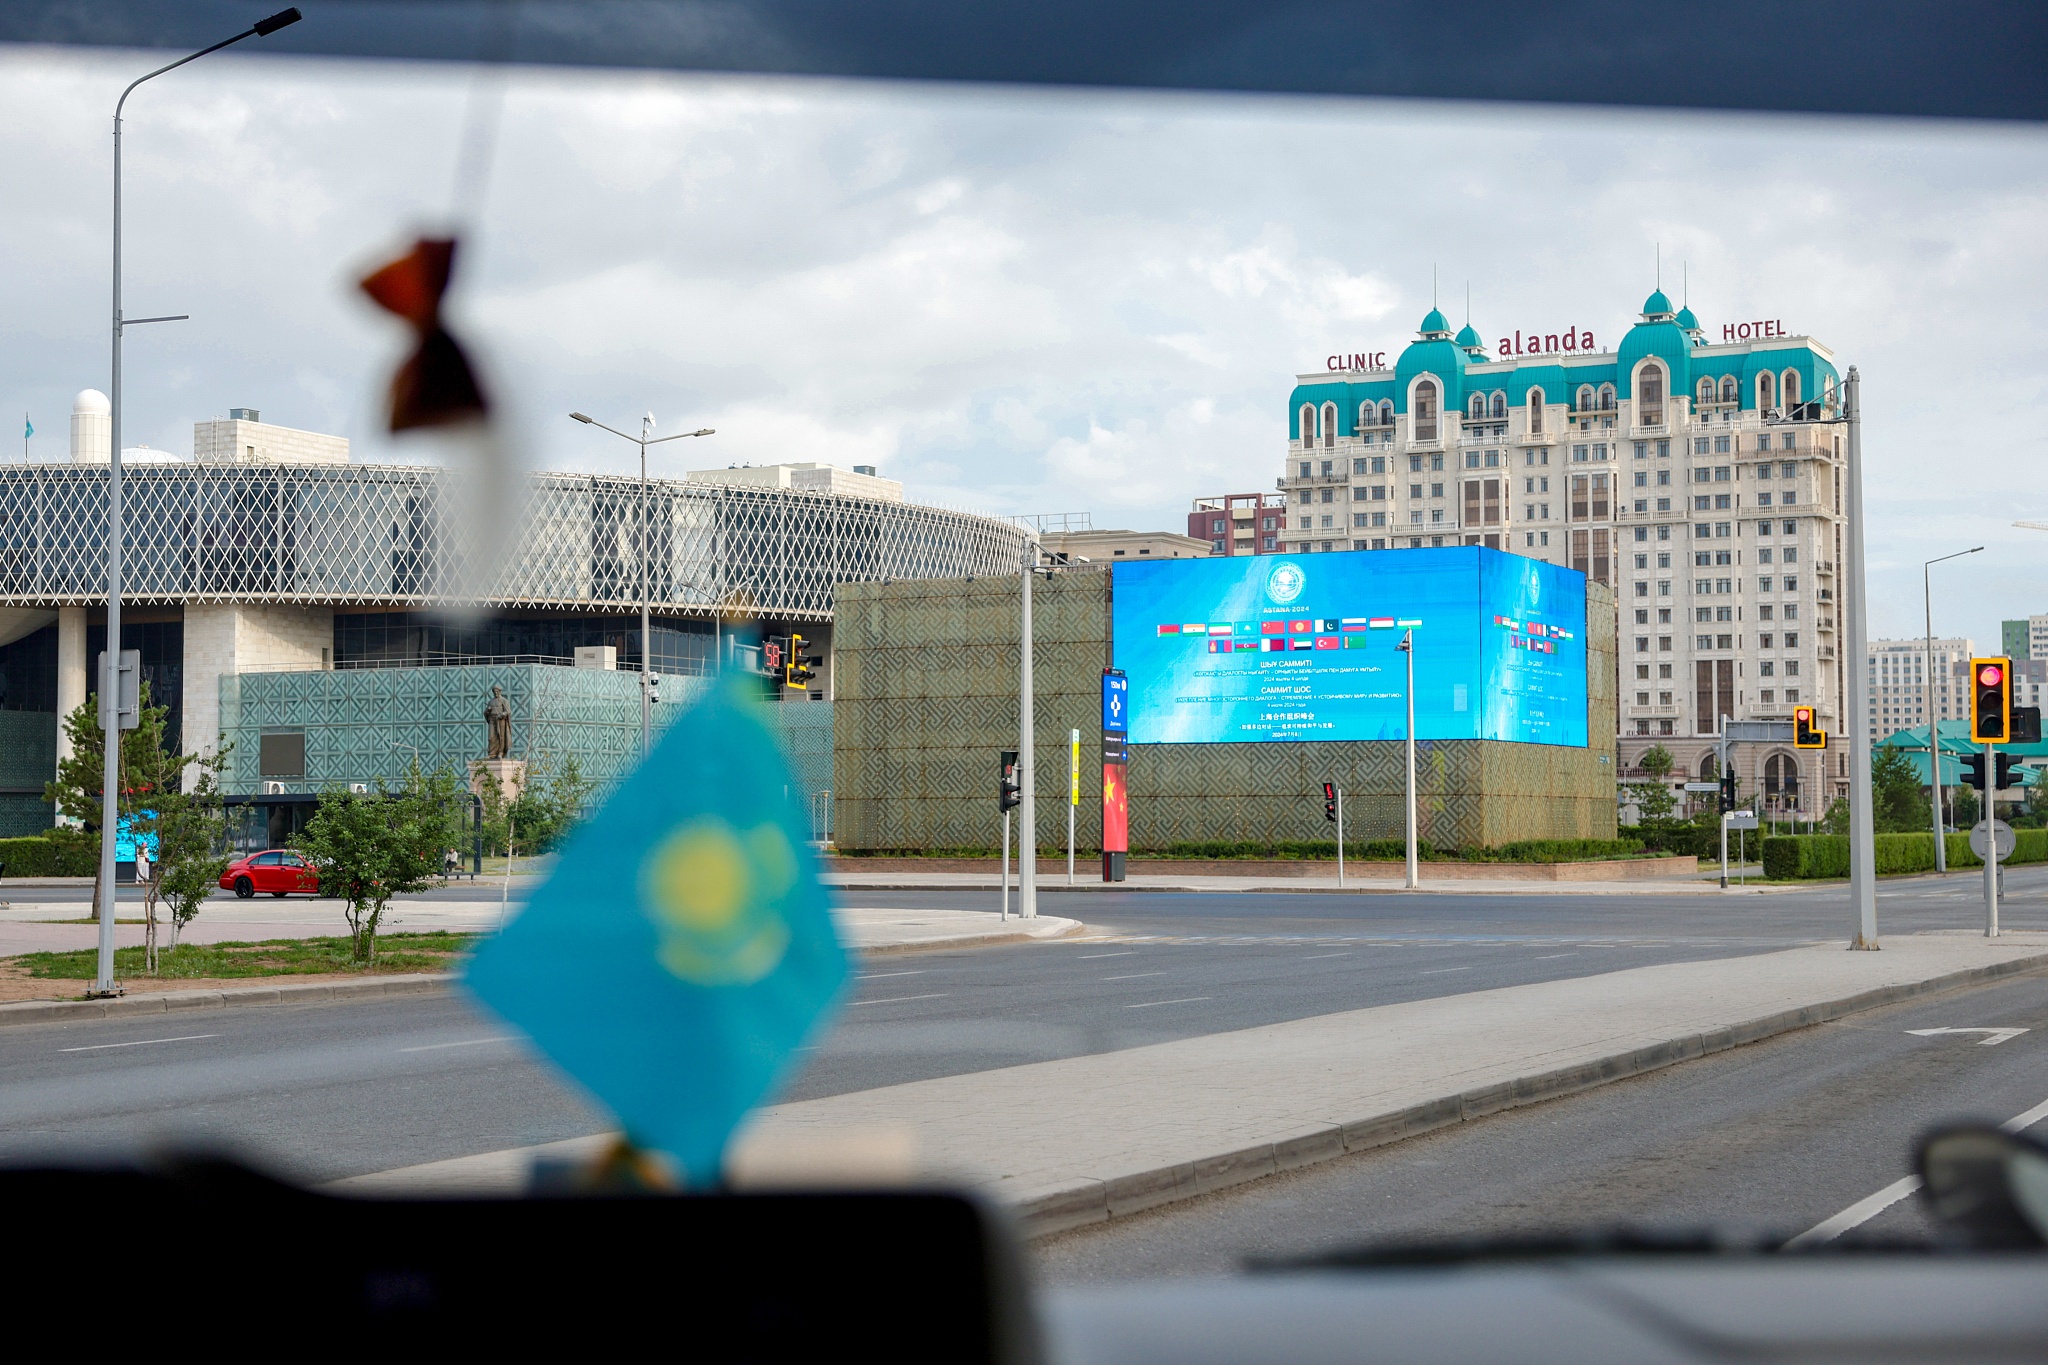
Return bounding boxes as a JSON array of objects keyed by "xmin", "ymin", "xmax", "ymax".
[{"xmin": 639, "ymin": 817, "xmax": 795, "ymax": 986}]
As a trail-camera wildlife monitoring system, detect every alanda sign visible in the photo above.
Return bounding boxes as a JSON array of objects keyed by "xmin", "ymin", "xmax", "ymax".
[{"xmin": 1495, "ymin": 328, "xmax": 1596, "ymax": 359}]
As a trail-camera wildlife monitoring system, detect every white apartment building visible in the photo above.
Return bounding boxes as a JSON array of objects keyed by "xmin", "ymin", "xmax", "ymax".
[
  {"xmin": 1867, "ymin": 637, "xmax": 1974, "ymax": 741},
  {"xmin": 2003, "ymin": 615, "xmax": 2048, "ymax": 662},
  {"xmin": 1279, "ymin": 289, "xmax": 1847, "ymax": 814}
]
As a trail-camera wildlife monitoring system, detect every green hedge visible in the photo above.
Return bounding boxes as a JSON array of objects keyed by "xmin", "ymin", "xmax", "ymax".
[
  {"xmin": 1762, "ymin": 829, "xmax": 2048, "ymax": 879},
  {"xmin": 1624, "ymin": 824, "xmax": 1722, "ymax": 858},
  {"xmin": 0, "ymin": 836, "xmax": 97, "ymax": 878}
]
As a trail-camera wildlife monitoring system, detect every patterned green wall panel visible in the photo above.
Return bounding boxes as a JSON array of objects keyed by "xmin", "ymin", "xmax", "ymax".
[
  {"xmin": 834, "ymin": 571, "xmax": 1615, "ymax": 851},
  {"xmin": 0, "ymin": 710, "xmax": 56, "ymax": 792}
]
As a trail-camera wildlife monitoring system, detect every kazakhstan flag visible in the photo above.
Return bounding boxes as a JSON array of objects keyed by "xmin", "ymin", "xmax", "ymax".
[{"xmin": 463, "ymin": 670, "xmax": 848, "ymax": 1184}]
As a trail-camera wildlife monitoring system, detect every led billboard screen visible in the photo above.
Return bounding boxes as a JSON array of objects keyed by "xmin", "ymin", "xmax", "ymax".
[{"xmin": 1110, "ymin": 547, "xmax": 1587, "ymax": 747}]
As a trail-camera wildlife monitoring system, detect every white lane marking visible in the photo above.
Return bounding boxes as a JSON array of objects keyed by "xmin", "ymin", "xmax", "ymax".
[
  {"xmin": 1906, "ymin": 1027, "xmax": 2029, "ymax": 1046},
  {"xmin": 849, "ymin": 993, "xmax": 949, "ymax": 1006},
  {"xmin": 1534, "ymin": 953, "xmax": 1578, "ymax": 960},
  {"xmin": 61, "ymin": 1032, "xmax": 219, "ymax": 1054},
  {"xmin": 1101, "ymin": 971, "xmax": 1166, "ymax": 981},
  {"xmin": 1419, "ymin": 966, "xmax": 1471, "ymax": 975},
  {"xmin": 1078, "ymin": 951, "xmax": 1135, "ymax": 960},
  {"xmin": 858, "ymin": 970, "xmax": 926, "ymax": 979},
  {"xmin": 399, "ymin": 1035, "xmax": 514, "ymax": 1054},
  {"xmin": 1785, "ymin": 1092, "xmax": 2048, "ymax": 1249},
  {"xmin": 1125, "ymin": 997, "xmax": 1212, "ymax": 1009},
  {"xmin": 1300, "ymin": 952, "xmax": 1351, "ymax": 960}
]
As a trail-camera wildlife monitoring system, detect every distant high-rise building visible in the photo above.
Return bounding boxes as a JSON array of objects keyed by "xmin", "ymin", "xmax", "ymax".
[
  {"xmin": 1867, "ymin": 637, "xmax": 1974, "ymax": 742},
  {"xmin": 2001, "ymin": 615, "xmax": 2048, "ymax": 661}
]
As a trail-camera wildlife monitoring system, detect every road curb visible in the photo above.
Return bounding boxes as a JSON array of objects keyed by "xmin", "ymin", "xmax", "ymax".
[
  {"xmin": 0, "ymin": 973, "xmax": 456, "ymax": 1028},
  {"xmin": 1017, "ymin": 947, "xmax": 2048, "ymax": 1238},
  {"xmin": 857, "ymin": 917, "xmax": 1086, "ymax": 955}
]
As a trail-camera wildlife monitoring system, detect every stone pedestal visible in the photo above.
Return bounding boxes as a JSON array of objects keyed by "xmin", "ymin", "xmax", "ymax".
[{"xmin": 470, "ymin": 758, "xmax": 527, "ymax": 805}]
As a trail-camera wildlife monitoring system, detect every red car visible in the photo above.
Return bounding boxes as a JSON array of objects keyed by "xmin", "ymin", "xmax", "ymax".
[{"xmin": 220, "ymin": 850, "xmax": 321, "ymax": 899}]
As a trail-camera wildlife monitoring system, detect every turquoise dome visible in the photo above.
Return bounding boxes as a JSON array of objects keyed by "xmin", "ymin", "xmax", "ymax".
[
  {"xmin": 1643, "ymin": 289, "xmax": 1673, "ymax": 317},
  {"xmin": 1419, "ymin": 307, "xmax": 1450, "ymax": 336},
  {"xmin": 1454, "ymin": 323, "xmax": 1482, "ymax": 348},
  {"xmin": 1675, "ymin": 306, "xmax": 1699, "ymax": 331}
]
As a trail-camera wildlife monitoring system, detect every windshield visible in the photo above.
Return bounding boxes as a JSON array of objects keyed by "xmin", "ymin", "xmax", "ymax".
[{"xmin": 1, "ymin": 38, "xmax": 2044, "ymax": 1299}]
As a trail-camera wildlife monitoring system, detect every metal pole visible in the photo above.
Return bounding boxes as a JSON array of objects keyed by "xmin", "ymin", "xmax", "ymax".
[
  {"xmin": 94, "ymin": 98, "xmax": 127, "ymax": 997},
  {"xmin": 1926, "ymin": 563, "xmax": 1944, "ymax": 871},
  {"xmin": 1843, "ymin": 367, "xmax": 1878, "ymax": 949},
  {"xmin": 1018, "ymin": 546, "xmax": 1037, "ymax": 919},
  {"xmin": 1400, "ymin": 630, "xmax": 1418, "ymax": 888},
  {"xmin": 1067, "ymin": 727, "xmax": 1077, "ymax": 887},
  {"xmin": 1000, "ymin": 810, "xmax": 1011, "ymax": 921},
  {"xmin": 1718, "ymin": 720, "xmax": 1729, "ymax": 890},
  {"xmin": 1335, "ymin": 787, "xmax": 1345, "ymax": 887},
  {"xmin": 639, "ymin": 420, "xmax": 652, "ymax": 752},
  {"xmin": 1985, "ymin": 742, "xmax": 1999, "ymax": 937}
]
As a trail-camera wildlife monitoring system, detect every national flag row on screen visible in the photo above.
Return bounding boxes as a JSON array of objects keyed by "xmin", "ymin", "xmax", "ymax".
[
  {"xmin": 1158, "ymin": 616, "xmax": 1420, "ymax": 639},
  {"xmin": 1492, "ymin": 613, "xmax": 1574, "ymax": 642}
]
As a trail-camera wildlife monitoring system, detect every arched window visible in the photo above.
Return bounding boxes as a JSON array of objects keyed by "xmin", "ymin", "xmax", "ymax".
[
  {"xmin": 1575, "ymin": 384, "xmax": 1595, "ymax": 412},
  {"xmin": 1378, "ymin": 400, "xmax": 1394, "ymax": 426},
  {"xmin": 1719, "ymin": 375, "xmax": 1738, "ymax": 403},
  {"xmin": 1781, "ymin": 370, "xmax": 1800, "ymax": 408},
  {"xmin": 1598, "ymin": 383, "xmax": 1616, "ymax": 411},
  {"xmin": 1490, "ymin": 390, "xmax": 1507, "ymax": 420},
  {"xmin": 1756, "ymin": 371, "xmax": 1776, "ymax": 412},
  {"xmin": 1414, "ymin": 378, "xmax": 1439, "ymax": 441},
  {"xmin": 1468, "ymin": 392, "xmax": 1486, "ymax": 420},
  {"xmin": 1299, "ymin": 404, "xmax": 1315, "ymax": 445},
  {"xmin": 1764, "ymin": 753, "xmax": 1801, "ymax": 797},
  {"xmin": 1699, "ymin": 753, "xmax": 1719, "ymax": 781},
  {"xmin": 1822, "ymin": 375, "xmax": 1836, "ymax": 411},
  {"xmin": 1697, "ymin": 377, "xmax": 1715, "ymax": 405},
  {"xmin": 1359, "ymin": 401, "xmax": 1375, "ymax": 429},
  {"xmin": 1320, "ymin": 402, "xmax": 1338, "ymax": 448},
  {"xmin": 1636, "ymin": 362, "xmax": 1665, "ymax": 426},
  {"xmin": 1526, "ymin": 388, "xmax": 1546, "ymax": 434}
]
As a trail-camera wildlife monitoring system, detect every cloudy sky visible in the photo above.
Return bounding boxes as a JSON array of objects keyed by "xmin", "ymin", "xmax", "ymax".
[{"xmin": 2, "ymin": 46, "xmax": 2043, "ymax": 645}]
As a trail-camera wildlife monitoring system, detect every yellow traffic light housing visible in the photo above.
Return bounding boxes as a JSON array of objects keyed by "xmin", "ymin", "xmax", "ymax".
[
  {"xmin": 1792, "ymin": 706, "xmax": 1826, "ymax": 749},
  {"xmin": 1970, "ymin": 657, "xmax": 2012, "ymax": 743}
]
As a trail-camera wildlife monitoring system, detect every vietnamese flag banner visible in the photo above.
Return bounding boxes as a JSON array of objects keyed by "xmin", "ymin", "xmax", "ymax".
[{"xmin": 1101, "ymin": 762, "xmax": 1129, "ymax": 854}]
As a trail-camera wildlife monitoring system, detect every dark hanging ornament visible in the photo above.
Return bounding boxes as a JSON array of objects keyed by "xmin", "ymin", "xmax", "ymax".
[{"xmin": 359, "ymin": 237, "xmax": 489, "ymax": 432}]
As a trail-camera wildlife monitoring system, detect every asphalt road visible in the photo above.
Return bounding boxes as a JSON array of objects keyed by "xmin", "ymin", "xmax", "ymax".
[
  {"xmin": 0, "ymin": 870, "xmax": 2041, "ymax": 1189},
  {"xmin": 1035, "ymin": 963, "xmax": 2048, "ymax": 1284}
]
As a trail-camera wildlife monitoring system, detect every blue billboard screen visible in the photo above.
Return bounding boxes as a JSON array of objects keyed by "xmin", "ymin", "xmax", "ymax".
[{"xmin": 1110, "ymin": 547, "xmax": 1587, "ymax": 747}]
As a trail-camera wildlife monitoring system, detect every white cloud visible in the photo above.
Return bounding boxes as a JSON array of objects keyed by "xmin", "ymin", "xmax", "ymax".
[{"xmin": 0, "ymin": 52, "xmax": 2043, "ymax": 642}]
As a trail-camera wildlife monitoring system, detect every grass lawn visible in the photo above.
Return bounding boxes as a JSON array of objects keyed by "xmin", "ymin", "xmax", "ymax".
[{"xmin": 9, "ymin": 931, "xmax": 478, "ymax": 981}]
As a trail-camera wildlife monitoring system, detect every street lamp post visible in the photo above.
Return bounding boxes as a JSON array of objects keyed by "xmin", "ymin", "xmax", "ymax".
[
  {"xmin": 568, "ymin": 412, "xmax": 713, "ymax": 752},
  {"xmin": 1017, "ymin": 541, "xmax": 1038, "ymax": 921},
  {"xmin": 1397, "ymin": 629, "xmax": 1418, "ymax": 888},
  {"xmin": 1923, "ymin": 546, "xmax": 1984, "ymax": 872},
  {"xmin": 1841, "ymin": 368, "xmax": 1877, "ymax": 950},
  {"xmin": 90, "ymin": 7, "xmax": 303, "ymax": 1000}
]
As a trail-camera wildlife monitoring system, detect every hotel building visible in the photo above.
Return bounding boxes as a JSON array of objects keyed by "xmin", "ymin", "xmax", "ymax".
[{"xmin": 1278, "ymin": 289, "xmax": 1848, "ymax": 815}]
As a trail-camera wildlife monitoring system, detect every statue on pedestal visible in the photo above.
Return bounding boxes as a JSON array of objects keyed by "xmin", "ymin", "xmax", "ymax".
[{"xmin": 484, "ymin": 685, "xmax": 513, "ymax": 760}]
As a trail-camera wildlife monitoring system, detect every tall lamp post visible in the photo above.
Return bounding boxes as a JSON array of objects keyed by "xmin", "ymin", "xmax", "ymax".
[
  {"xmin": 91, "ymin": 7, "xmax": 304, "ymax": 1000},
  {"xmin": 1768, "ymin": 372, "xmax": 1870, "ymax": 947},
  {"xmin": 1923, "ymin": 546, "xmax": 1983, "ymax": 871},
  {"xmin": 567, "ymin": 412, "xmax": 713, "ymax": 752}
]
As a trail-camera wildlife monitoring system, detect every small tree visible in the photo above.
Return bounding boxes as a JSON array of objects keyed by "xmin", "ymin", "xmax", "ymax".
[
  {"xmin": 1871, "ymin": 746, "xmax": 1926, "ymax": 833},
  {"xmin": 1951, "ymin": 783, "xmax": 1981, "ymax": 831},
  {"xmin": 297, "ymin": 776, "xmax": 445, "ymax": 966},
  {"xmin": 140, "ymin": 749, "xmax": 233, "ymax": 966},
  {"xmin": 1626, "ymin": 745, "xmax": 1678, "ymax": 825},
  {"xmin": 44, "ymin": 687, "xmax": 171, "ymax": 919},
  {"xmin": 510, "ymin": 754, "xmax": 596, "ymax": 854}
]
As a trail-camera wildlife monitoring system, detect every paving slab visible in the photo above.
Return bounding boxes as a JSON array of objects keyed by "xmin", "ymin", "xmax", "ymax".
[{"xmin": 336, "ymin": 932, "xmax": 2048, "ymax": 1231}]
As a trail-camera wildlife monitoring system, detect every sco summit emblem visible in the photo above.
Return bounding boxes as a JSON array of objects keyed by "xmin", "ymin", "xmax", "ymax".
[{"xmin": 1265, "ymin": 561, "xmax": 1306, "ymax": 606}]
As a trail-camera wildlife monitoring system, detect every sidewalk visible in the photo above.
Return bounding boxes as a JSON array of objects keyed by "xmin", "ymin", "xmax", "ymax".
[
  {"xmin": 0, "ymin": 905, "xmax": 1079, "ymax": 1011},
  {"xmin": 825, "ymin": 870, "xmax": 1776, "ymax": 896},
  {"xmin": 338, "ymin": 931, "xmax": 2048, "ymax": 1232}
]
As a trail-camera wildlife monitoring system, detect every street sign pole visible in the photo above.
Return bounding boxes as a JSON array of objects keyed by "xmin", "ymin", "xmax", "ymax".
[
  {"xmin": 1984, "ymin": 741, "xmax": 1999, "ymax": 938},
  {"xmin": 1018, "ymin": 544, "xmax": 1037, "ymax": 920},
  {"xmin": 1000, "ymin": 809, "xmax": 1011, "ymax": 922},
  {"xmin": 1399, "ymin": 630, "xmax": 1418, "ymax": 889},
  {"xmin": 1067, "ymin": 728, "xmax": 1078, "ymax": 886}
]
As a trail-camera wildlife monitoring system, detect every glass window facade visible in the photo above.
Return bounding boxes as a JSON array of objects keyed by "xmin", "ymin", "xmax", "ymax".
[{"xmin": 333, "ymin": 611, "xmax": 718, "ymax": 676}]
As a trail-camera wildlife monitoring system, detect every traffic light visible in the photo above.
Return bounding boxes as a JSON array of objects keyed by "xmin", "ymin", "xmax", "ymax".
[
  {"xmin": 2013, "ymin": 706, "xmax": 2043, "ymax": 744},
  {"xmin": 1995, "ymin": 753, "xmax": 2022, "ymax": 791},
  {"xmin": 786, "ymin": 633, "xmax": 820, "ymax": 690},
  {"xmin": 1719, "ymin": 771, "xmax": 1737, "ymax": 813},
  {"xmin": 1322, "ymin": 782, "xmax": 1337, "ymax": 822},
  {"xmin": 1971, "ymin": 657, "xmax": 2012, "ymax": 743},
  {"xmin": 1792, "ymin": 706, "xmax": 1826, "ymax": 749},
  {"xmin": 1960, "ymin": 751, "xmax": 1987, "ymax": 793},
  {"xmin": 999, "ymin": 749, "xmax": 1020, "ymax": 812}
]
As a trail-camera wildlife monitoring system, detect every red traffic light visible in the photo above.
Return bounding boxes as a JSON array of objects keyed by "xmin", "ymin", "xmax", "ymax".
[{"xmin": 1978, "ymin": 663, "xmax": 2005, "ymax": 687}]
